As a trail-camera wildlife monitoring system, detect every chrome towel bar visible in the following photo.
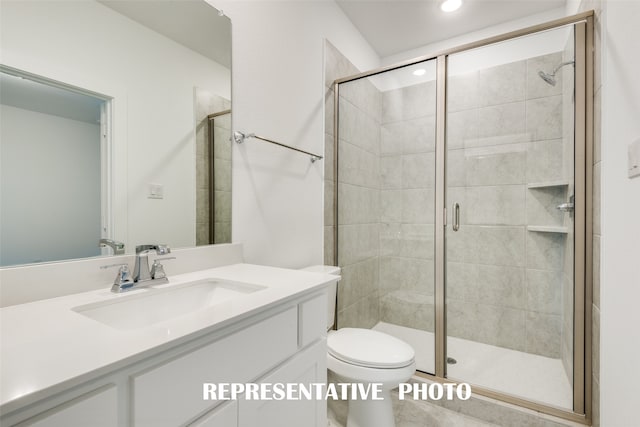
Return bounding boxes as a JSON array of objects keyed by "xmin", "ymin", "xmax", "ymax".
[{"xmin": 233, "ymin": 131, "xmax": 323, "ymax": 162}]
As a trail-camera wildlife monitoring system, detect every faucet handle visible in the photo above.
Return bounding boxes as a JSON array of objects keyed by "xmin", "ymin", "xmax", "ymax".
[
  {"xmin": 101, "ymin": 263, "xmax": 134, "ymax": 292},
  {"xmin": 150, "ymin": 257, "xmax": 175, "ymax": 280}
]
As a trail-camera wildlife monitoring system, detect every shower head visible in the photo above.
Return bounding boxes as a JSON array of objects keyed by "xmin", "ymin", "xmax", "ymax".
[
  {"xmin": 538, "ymin": 70, "xmax": 557, "ymax": 86},
  {"xmin": 538, "ymin": 60, "xmax": 575, "ymax": 86}
]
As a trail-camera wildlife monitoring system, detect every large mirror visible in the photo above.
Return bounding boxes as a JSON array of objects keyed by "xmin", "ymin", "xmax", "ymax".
[{"xmin": 0, "ymin": 0, "xmax": 232, "ymax": 267}]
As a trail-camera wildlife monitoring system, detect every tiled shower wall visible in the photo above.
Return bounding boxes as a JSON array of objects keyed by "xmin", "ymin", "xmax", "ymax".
[
  {"xmin": 325, "ymin": 43, "xmax": 576, "ymax": 359},
  {"xmin": 195, "ymin": 89, "xmax": 231, "ymax": 245},
  {"xmin": 324, "ymin": 41, "xmax": 382, "ymax": 329},
  {"xmin": 446, "ymin": 52, "xmax": 570, "ymax": 358},
  {"xmin": 378, "ymin": 80, "xmax": 437, "ymax": 331}
]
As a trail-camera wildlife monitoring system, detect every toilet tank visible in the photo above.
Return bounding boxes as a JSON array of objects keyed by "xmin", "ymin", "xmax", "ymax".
[{"xmin": 300, "ymin": 265, "xmax": 340, "ymax": 330}]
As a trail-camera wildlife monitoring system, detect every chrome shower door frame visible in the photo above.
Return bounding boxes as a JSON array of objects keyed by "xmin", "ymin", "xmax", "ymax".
[{"xmin": 333, "ymin": 10, "xmax": 594, "ymax": 424}]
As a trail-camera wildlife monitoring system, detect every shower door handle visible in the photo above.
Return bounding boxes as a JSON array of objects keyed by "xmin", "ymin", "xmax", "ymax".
[{"xmin": 452, "ymin": 203, "xmax": 460, "ymax": 232}]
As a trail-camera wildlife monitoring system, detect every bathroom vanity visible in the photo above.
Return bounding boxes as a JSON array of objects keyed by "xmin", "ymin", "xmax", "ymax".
[{"xmin": 0, "ymin": 263, "xmax": 334, "ymax": 427}]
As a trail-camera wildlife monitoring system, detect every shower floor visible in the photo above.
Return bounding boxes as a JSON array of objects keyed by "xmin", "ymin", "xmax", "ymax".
[{"xmin": 373, "ymin": 321, "xmax": 572, "ymax": 410}]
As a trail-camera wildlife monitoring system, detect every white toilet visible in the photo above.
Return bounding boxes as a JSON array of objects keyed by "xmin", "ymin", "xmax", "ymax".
[{"xmin": 301, "ymin": 266, "xmax": 416, "ymax": 427}]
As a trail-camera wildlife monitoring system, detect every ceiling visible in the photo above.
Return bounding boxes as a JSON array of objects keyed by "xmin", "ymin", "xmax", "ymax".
[
  {"xmin": 336, "ymin": 0, "xmax": 567, "ymax": 58},
  {"xmin": 98, "ymin": 0, "xmax": 231, "ymax": 69}
]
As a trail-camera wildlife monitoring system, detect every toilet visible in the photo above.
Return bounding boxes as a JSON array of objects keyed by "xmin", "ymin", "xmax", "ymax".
[{"xmin": 301, "ymin": 266, "xmax": 416, "ymax": 427}]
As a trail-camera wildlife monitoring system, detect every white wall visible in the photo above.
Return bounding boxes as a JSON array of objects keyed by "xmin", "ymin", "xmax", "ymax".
[
  {"xmin": 0, "ymin": 0, "xmax": 230, "ymax": 254},
  {"xmin": 209, "ymin": 0, "xmax": 380, "ymax": 268},
  {"xmin": 599, "ymin": 0, "xmax": 640, "ymax": 424},
  {"xmin": 0, "ymin": 105, "xmax": 101, "ymax": 266}
]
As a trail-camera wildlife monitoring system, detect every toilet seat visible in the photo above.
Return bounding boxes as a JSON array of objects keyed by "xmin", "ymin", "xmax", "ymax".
[{"xmin": 327, "ymin": 328, "xmax": 415, "ymax": 369}]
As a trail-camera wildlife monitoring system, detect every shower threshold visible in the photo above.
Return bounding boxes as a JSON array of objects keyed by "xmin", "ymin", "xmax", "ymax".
[{"xmin": 373, "ymin": 322, "xmax": 572, "ymax": 410}]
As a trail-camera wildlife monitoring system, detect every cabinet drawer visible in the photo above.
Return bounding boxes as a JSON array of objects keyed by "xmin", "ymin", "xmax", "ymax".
[
  {"xmin": 18, "ymin": 386, "xmax": 117, "ymax": 427},
  {"xmin": 132, "ymin": 308, "xmax": 297, "ymax": 427},
  {"xmin": 189, "ymin": 401, "xmax": 237, "ymax": 427}
]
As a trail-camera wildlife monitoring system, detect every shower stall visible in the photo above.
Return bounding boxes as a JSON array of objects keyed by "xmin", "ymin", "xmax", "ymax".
[{"xmin": 330, "ymin": 11, "xmax": 593, "ymax": 423}]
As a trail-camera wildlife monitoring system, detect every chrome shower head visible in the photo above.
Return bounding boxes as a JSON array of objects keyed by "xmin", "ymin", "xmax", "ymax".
[
  {"xmin": 538, "ymin": 60, "xmax": 575, "ymax": 86},
  {"xmin": 538, "ymin": 70, "xmax": 557, "ymax": 86}
]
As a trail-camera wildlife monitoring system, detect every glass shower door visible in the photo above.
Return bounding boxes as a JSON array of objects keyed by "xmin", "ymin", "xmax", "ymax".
[{"xmin": 445, "ymin": 25, "xmax": 578, "ymax": 410}]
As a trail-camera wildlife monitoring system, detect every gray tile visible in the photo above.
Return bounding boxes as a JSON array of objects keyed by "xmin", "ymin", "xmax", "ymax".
[
  {"xmin": 380, "ymin": 290, "xmax": 434, "ymax": 332},
  {"xmin": 526, "ymin": 96, "xmax": 563, "ymax": 141},
  {"xmin": 475, "ymin": 226, "xmax": 526, "ymax": 267},
  {"xmin": 464, "ymin": 144, "xmax": 526, "ymax": 186},
  {"xmin": 526, "ymin": 52, "xmax": 564, "ymax": 99},
  {"xmin": 337, "ymin": 291, "xmax": 380, "ymax": 329},
  {"xmin": 381, "ymin": 121, "xmax": 405, "ymax": 155},
  {"xmin": 213, "ymin": 191, "xmax": 231, "ymax": 222},
  {"xmin": 526, "ymin": 139, "xmax": 564, "ymax": 183},
  {"xmin": 446, "ymin": 262, "xmax": 477, "ymax": 301},
  {"xmin": 338, "ymin": 184, "xmax": 379, "ymax": 225},
  {"xmin": 526, "ymin": 269, "xmax": 562, "ymax": 314},
  {"xmin": 380, "ymin": 223, "xmax": 402, "ymax": 257},
  {"xmin": 337, "ymin": 224, "xmax": 379, "ymax": 266},
  {"xmin": 381, "ymin": 155, "xmax": 402, "ymax": 189},
  {"xmin": 324, "ymin": 40, "xmax": 359, "ymax": 89},
  {"xmin": 213, "ymin": 221, "xmax": 231, "ymax": 244},
  {"xmin": 196, "ymin": 188, "xmax": 209, "ymax": 223},
  {"xmin": 381, "ymin": 190, "xmax": 403, "ymax": 223},
  {"xmin": 478, "ymin": 60, "xmax": 526, "ymax": 107},
  {"xmin": 526, "ymin": 232, "xmax": 565, "ymax": 271},
  {"xmin": 447, "ymin": 71, "xmax": 478, "ymax": 112},
  {"xmin": 399, "ymin": 223, "xmax": 435, "ymax": 260},
  {"xmin": 445, "ymin": 225, "xmax": 476, "ymax": 264},
  {"xmin": 380, "ymin": 256, "xmax": 434, "ymax": 295},
  {"xmin": 324, "ymin": 133, "xmax": 335, "ymax": 182},
  {"xmin": 338, "ymin": 140, "xmax": 379, "ymax": 187},
  {"xmin": 213, "ymin": 127, "xmax": 232, "ymax": 160},
  {"xmin": 213, "ymin": 159, "xmax": 231, "ymax": 191},
  {"xmin": 526, "ymin": 186, "xmax": 566, "ymax": 226},
  {"xmin": 325, "ymin": 87, "xmax": 335, "ymax": 136},
  {"xmin": 476, "ymin": 102, "xmax": 528, "ymax": 147},
  {"xmin": 447, "ymin": 300, "xmax": 526, "ymax": 351},
  {"xmin": 324, "ymin": 226, "xmax": 335, "ymax": 265},
  {"xmin": 447, "ymin": 109, "xmax": 478, "ymax": 150},
  {"xmin": 402, "ymin": 152, "xmax": 436, "ymax": 189},
  {"xmin": 447, "ymin": 149, "xmax": 466, "ymax": 187},
  {"xmin": 402, "ymin": 189, "xmax": 435, "ymax": 224},
  {"xmin": 465, "ymin": 186, "xmax": 526, "ymax": 226},
  {"xmin": 340, "ymin": 77, "xmax": 382, "ymax": 121},
  {"xmin": 471, "ymin": 264, "xmax": 526, "ymax": 309},
  {"xmin": 324, "ymin": 179, "xmax": 334, "ymax": 226},
  {"xmin": 338, "ymin": 257, "xmax": 379, "ymax": 311},
  {"xmin": 382, "ymin": 87, "xmax": 404, "ymax": 123},
  {"xmin": 592, "ymin": 375, "xmax": 600, "ymax": 427},
  {"xmin": 526, "ymin": 312, "xmax": 561, "ymax": 357},
  {"xmin": 403, "ymin": 81, "xmax": 437, "ymax": 119},
  {"xmin": 403, "ymin": 115, "xmax": 436, "ymax": 154}
]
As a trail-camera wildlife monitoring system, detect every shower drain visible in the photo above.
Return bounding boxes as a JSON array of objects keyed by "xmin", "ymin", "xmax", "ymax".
[{"xmin": 446, "ymin": 357, "xmax": 457, "ymax": 365}]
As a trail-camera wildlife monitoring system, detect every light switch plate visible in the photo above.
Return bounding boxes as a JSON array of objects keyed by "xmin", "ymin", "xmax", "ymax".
[
  {"xmin": 148, "ymin": 183, "xmax": 164, "ymax": 199},
  {"xmin": 629, "ymin": 138, "xmax": 640, "ymax": 179}
]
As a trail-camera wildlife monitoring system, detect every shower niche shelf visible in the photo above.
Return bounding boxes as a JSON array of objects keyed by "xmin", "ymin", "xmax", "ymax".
[
  {"xmin": 527, "ymin": 225, "xmax": 569, "ymax": 234},
  {"xmin": 527, "ymin": 180, "xmax": 570, "ymax": 189}
]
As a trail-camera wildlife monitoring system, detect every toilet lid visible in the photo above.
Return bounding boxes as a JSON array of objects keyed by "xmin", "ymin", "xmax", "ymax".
[{"xmin": 327, "ymin": 328, "xmax": 415, "ymax": 368}]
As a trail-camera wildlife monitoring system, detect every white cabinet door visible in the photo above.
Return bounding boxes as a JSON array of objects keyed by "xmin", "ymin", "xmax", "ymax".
[
  {"xmin": 20, "ymin": 386, "xmax": 117, "ymax": 427},
  {"xmin": 189, "ymin": 401, "xmax": 237, "ymax": 427},
  {"xmin": 239, "ymin": 340, "xmax": 327, "ymax": 427}
]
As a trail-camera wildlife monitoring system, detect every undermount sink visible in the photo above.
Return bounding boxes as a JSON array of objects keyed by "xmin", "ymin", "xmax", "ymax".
[{"xmin": 72, "ymin": 279, "xmax": 266, "ymax": 330}]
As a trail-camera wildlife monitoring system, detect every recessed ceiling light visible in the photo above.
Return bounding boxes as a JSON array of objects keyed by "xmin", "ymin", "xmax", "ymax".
[
  {"xmin": 441, "ymin": 0, "xmax": 462, "ymax": 12},
  {"xmin": 413, "ymin": 69, "xmax": 426, "ymax": 76}
]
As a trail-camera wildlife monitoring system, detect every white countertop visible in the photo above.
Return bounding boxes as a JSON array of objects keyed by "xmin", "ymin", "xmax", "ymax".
[{"xmin": 0, "ymin": 263, "xmax": 335, "ymax": 413}]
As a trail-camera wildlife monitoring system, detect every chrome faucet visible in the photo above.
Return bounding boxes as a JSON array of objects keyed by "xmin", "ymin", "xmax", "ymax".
[
  {"xmin": 99, "ymin": 238, "xmax": 125, "ymax": 255},
  {"xmin": 133, "ymin": 244, "xmax": 171, "ymax": 284},
  {"xmin": 103, "ymin": 244, "xmax": 173, "ymax": 292}
]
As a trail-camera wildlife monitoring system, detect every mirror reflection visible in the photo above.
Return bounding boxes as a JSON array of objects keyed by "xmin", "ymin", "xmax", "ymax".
[{"xmin": 0, "ymin": 0, "xmax": 232, "ymax": 267}]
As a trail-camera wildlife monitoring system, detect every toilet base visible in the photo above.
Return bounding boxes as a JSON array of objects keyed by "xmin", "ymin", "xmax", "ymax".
[{"xmin": 346, "ymin": 389, "xmax": 395, "ymax": 427}]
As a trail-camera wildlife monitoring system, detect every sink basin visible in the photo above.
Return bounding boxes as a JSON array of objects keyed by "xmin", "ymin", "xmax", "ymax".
[{"xmin": 72, "ymin": 279, "xmax": 266, "ymax": 330}]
